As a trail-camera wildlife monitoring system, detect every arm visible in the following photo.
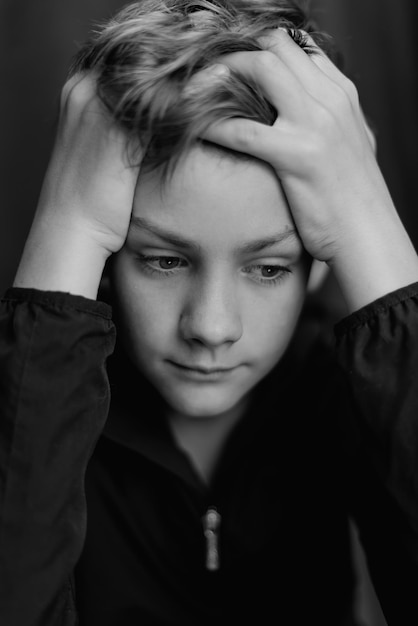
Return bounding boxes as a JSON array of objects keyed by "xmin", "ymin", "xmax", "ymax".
[
  {"xmin": 14, "ymin": 72, "xmax": 140, "ymax": 298},
  {"xmin": 204, "ymin": 29, "xmax": 418, "ymax": 312},
  {"xmin": 1, "ymin": 73, "xmax": 139, "ymax": 624},
  {"xmin": 0, "ymin": 289, "xmax": 115, "ymax": 626},
  {"xmin": 334, "ymin": 283, "xmax": 418, "ymax": 623}
]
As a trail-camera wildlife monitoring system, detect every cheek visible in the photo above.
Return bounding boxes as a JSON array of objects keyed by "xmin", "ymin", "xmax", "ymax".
[
  {"xmin": 121, "ymin": 287, "xmax": 177, "ymax": 349},
  {"xmin": 244, "ymin": 279, "xmax": 307, "ymax": 356},
  {"xmin": 248, "ymin": 312, "xmax": 295, "ymax": 358},
  {"xmin": 111, "ymin": 259, "xmax": 178, "ymax": 349}
]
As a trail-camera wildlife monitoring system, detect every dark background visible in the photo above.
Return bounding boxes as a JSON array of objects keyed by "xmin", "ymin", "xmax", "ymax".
[{"xmin": 1, "ymin": 1, "xmax": 416, "ymax": 624}]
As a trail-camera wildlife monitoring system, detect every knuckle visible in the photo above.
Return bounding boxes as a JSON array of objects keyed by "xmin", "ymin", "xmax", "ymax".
[
  {"xmin": 59, "ymin": 80, "xmax": 74, "ymax": 108},
  {"xmin": 340, "ymin": 75, "xmax": 359, "ymax": 104},
  {"xmin": 234, "ymin": 122, "xmax": 261, "ymax": 151},
  {"xmin": 300, "ymin": 131, "xmax": 325, "ymax": 162},
  {"xmin": 324, "ymin": 80, "xmax": 359, "ymax": 118},
  {"xmin": 305, "ymin": 108, "xmax": 340, "ymax": 154},
  {"xmin": 253, "ymin": 50, "xmax": 277, "ymax": 75},
  {"xmin": 331, "ymin": 84, "xmax": 351, "ymax": 109},
  {"xmin": 312, "ymin": 103, "xmax": 334, "ymax": 132},
  {"xmin": 60, "ymin": 73, "xmax": 97, "ymax": 112}
]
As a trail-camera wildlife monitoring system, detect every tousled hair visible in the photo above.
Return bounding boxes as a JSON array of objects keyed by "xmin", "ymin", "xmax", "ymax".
[{"xmin": 70, "ymin": 0, "xmax": 338, "ymax": 179}]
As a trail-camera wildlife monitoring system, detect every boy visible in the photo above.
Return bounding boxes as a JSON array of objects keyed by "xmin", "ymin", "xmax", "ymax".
[{"xmin": 1, "ymin": 0, "xmax": 418, "ymax": 624}]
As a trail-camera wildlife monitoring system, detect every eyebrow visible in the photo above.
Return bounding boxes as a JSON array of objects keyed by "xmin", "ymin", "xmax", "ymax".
[
  {"xmin": 129, "ymin": 215, "xmax": 299, "ymax": 253},
  {"xmin": 130, "ymin": 216, "xmax": 201, "ymax": 252}
]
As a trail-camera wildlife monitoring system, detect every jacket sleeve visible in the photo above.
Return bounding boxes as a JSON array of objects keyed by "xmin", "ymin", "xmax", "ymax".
[
  {"xmin": 334, "ymin": 281, "xmax": 418, "ymax": 624},
  {"xmin": 0, "ymin": 288, "xmax": 116, "ymax": 626}
]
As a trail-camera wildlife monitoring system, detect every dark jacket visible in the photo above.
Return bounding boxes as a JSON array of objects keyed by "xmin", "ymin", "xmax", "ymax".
[{"xmin": 1, "ymin": 284, "xmax": 418, "ymax": 626}]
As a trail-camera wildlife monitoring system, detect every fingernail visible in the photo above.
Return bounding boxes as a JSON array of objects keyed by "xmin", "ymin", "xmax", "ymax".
[{"xmin": 206, "ymin": 63, "xmax": 229, "ymax": 77}]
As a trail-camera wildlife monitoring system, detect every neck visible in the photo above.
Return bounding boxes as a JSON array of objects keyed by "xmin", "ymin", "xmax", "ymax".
[{"xmin": 167, "ymin": 398, "xmax": 249, "ymax": 484}]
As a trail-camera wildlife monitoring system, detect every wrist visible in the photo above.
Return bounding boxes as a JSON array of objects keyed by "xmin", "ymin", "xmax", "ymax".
[
  {"xmin": 13, "ymin": 218, "xmax": 112, "ymax": 299},
  {"xmin": 329, "ymin": 216, "xmax": 418, "ymax": 313}
]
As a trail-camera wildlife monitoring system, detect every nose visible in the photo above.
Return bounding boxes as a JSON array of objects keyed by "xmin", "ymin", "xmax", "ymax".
[{"xmin": 179, "ymin": 273, "xmax": 243, "ymax": 348}]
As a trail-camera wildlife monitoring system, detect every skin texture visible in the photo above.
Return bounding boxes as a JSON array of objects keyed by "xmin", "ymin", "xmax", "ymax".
[
  {"xmin": 13, "ymin": 74, "xmax": 140, "ymax": 298},
  {"xmin": 111, "ymin": 145, "xmax": 311, "ymax": 423},
  {"xmin": 205, "ymin": 30, "xmax": 418, "ymax": 311},
  {"xmin": 14, "ymin": 30, "xmax": 418, "ymax": 309},
  {"xmin": 11, "ymin": 15, "xmax": 418, "ymax": 479}
]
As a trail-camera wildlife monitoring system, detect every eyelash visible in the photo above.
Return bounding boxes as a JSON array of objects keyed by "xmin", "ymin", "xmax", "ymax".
[
  {"xmin": 242, "ymin": 264, "xmax": 292, "ymax": 286},
  {"xmin": 135, "ymin": 255, "xmax": 187, "ymax": 278},
  {"xmin": 135, "ymin": 255, "xmax": 292, "ymax": 286}
]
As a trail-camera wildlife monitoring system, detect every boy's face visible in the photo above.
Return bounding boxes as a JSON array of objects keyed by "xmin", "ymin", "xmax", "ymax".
[{"xmin": 111, "ymin": 145, "xmax": 311, "ymax": 419}]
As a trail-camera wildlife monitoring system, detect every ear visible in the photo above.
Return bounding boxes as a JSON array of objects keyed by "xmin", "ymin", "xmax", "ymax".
[{"xmin": 307, "ymin": 259, "xmax": 330, "ymax": 293}]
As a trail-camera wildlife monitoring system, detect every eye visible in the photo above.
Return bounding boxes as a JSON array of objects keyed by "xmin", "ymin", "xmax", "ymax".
[
  {"xmin": 260, "ymin": 266, "xmax": 281, "ymax": 278},
  {"xmin": 157, "ymin": 257, "xmax": 183, "ymax": 270},
  {"xmin": 242, "ymin": 263, "xmax": 292, "ymax": 286},
  {"xmin": 135, "ymin": 254, "xmax": 187, "ymax": 277}
]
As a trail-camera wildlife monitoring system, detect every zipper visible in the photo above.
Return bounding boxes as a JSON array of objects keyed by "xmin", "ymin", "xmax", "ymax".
[{"xmin": 202, "ymin": 506, "xmax": 221, "ymax": 571}]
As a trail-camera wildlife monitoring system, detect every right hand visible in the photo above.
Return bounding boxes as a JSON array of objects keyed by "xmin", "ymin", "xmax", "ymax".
[{"xmin": 14, "ymin": 73, "xmax": 141, "ymax": 298}]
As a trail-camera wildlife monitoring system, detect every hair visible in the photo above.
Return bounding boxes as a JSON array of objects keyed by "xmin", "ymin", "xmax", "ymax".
[{"xmin": 70, "ymin": 0, "xmax": 339, "ymax": 179}]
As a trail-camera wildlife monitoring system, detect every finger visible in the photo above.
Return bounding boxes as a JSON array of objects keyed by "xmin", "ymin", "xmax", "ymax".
[
  {"xmin": 219, "ymin": 49, "xmax": 310, "ymax": 119},
  {"xmin": 60, "ymin": 72, "xmax": 97, "ymax": 109},
  {"xmin": 260, "ymin": 28, "xmax": 349, "ymax": 99},
  {"xmin": 261, "ymin": 29, "xmax": 376, "ymax": 151},
  {"xmin": 203, "ymin": 117, "xmax": 302, "ymax": 171},
  {"xmin": 295, "ymin": 31, "xmax": 376, "ymax": 153}
]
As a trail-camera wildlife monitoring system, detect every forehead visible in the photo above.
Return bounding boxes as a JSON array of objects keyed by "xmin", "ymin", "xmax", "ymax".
[{"xmin": 132, "ymin": 144, "xmax": 296, "ymax": 249}]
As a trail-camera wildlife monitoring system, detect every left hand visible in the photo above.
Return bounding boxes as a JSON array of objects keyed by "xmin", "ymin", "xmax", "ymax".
[{"xmin": 204, "ymin": 29, "xmax": 418, "ymax": 310}]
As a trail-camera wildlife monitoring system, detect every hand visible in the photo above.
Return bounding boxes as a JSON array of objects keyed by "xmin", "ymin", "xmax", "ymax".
[
  {"xmin": 14, "ymin": 73, "xmax": 141, "ymax": 298},
  {"xmin": 204, "ymin": 29, "xmax": 383, "ymax": 261},
  {"xmin": 204, "ymin": 30, "xmax": 418, "ymax": 310}
]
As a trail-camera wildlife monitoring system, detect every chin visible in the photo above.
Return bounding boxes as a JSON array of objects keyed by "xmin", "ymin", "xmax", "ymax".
[{"xmin": 161, "ymin": 388, "xmax": 245, "ymax": 420}]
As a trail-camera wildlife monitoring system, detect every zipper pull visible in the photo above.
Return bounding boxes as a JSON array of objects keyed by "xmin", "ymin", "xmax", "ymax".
[{"xmin": 203, "ymin": 506, "xmax": 221, "ymax": 571}]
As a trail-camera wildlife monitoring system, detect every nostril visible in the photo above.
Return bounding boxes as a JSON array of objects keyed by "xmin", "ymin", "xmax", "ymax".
[{"xmin": 179, "ymin": 306, "xmax": 243, "ymax": 347}]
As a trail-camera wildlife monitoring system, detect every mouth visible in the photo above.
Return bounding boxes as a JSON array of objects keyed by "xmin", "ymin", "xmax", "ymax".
[{"xmin": 167, "ymin": 361, "xmax": 239, "ymax": 380}]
